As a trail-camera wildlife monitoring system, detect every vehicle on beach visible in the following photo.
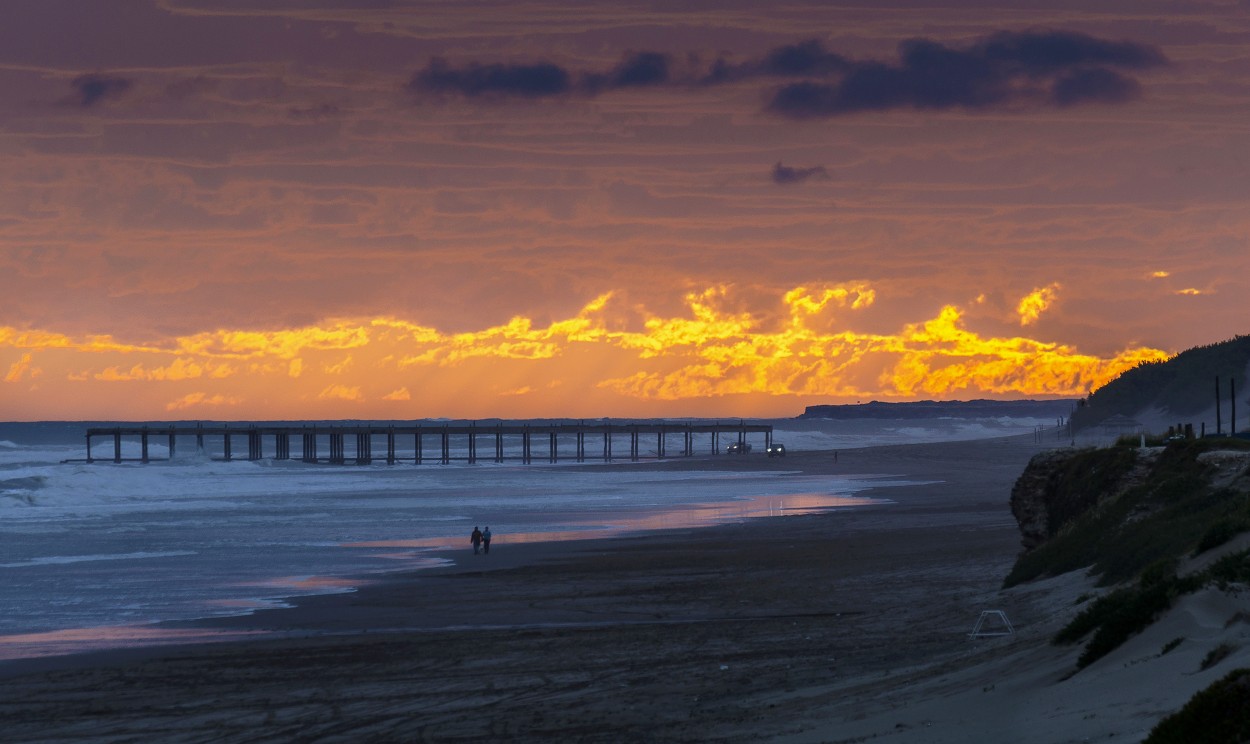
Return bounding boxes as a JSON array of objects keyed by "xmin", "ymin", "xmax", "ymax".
[
  {"xmin": 726, "ymin": 442, "xmax": 752, "ymax": 454},
  {"xmin": 766, "ymin": 443, "xmax": 786, "ymax": 457}
]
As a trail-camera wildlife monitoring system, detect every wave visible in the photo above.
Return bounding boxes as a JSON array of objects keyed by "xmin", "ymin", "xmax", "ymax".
[{"xmin": 0, "ymin": 550, "xmax": 198, "ymax": 569}]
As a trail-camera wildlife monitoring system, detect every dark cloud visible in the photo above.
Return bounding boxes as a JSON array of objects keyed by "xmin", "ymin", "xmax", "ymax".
[
  {"xmin": 701, "ymin": 39, "xmax": 850, "ymax": 85},
  {"xmin": 604, "ymin": 51, "xmax": 670, "ymax": 88},
  {"xmin": 71, "ymin": 74, "xmax": 132, "ymax": 107},
  {"xmin": 1051, "ymin": 67, "xmax": 1141, "ymax": 106},
  {"xmin": 408, "ymin": 58, "xmax": 572, "ymax": 99},
  {"xmin": 405, "ymin": 30, "xmax": 1164, "ymax": 114},
  {"xmin": 771, "ymin": 162, "xmax": 830, "ymax": 185},
  {"xmin": 761, "ymin": 40, "xmax": 851, "ymax": 77},
  {"xmin": 975, "ymin": 30, "xmax": 1167, "ymax": 75},
  {"xmin": 580, "ymin": 51, "xmax": 672, "ymax": 95},
  {"xmin": 766, "ymin": 29, "xmax": 1166, "ymax": 118},
  {"xmin": 410, "ymin": 52, "xmax": 672, "ymax": 100}
]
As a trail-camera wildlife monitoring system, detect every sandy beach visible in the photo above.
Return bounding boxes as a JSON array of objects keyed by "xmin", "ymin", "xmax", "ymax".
[{"xmin": 3, "ymin": 434, "xmax": 1246, "ymax": 742}]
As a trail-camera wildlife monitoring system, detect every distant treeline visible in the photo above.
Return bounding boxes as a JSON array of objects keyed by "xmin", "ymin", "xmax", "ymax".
[
  {"xmin": 800, "ymin": 399, "xmax": 1075, "ymax": 420},
  {"xmin": 1072, "ymin": 334, "xmax": 1250, "ymax": 431}
]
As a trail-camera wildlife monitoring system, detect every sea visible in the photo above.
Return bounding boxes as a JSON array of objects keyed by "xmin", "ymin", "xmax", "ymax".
[{"xmin": 0, "ymin": 414, "xmax": 1060, "ymax": 660}]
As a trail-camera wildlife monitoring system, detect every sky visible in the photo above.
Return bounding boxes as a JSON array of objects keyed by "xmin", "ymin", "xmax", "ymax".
[{"xmin": 2, "ymin": 0, "xmax": 1247, "ymax": 421}]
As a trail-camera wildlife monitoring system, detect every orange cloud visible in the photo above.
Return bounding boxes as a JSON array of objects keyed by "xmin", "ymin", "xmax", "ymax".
[
  {"xmin": 5, "ymin": 352, "xmax": 37, "ymax": 383},
  {"xmin": 0, "ymin": 283, "xmax": 1171, "ymax": 419},
  {"xmin": 323, "ymin": 356, "xmax": 354, "ymax": 375},
  {"xmin": 91, "ymin": 358, "xmax": 215, "ymax": 382},
  {"xmin": 1016, "ymin": 283, "xmax": 1061, "ymax": 326},
  {"xmin": 884, "ymin": 306, "xmax": 1165, "ymax": 398},
  {"xmin": 165, "ymin": 392, "xmax": 244, "ymax": 411},
  {"xmin": 318, "ymin": 384, "xmax": 363, "ymax": 402},
  {"xmin": 175, "ymin": 324, "xmax": 372, "ymax": 360}
]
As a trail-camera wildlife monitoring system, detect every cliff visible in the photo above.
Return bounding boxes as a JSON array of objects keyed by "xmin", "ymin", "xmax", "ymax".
[
  {"xmin": 1009, "ymin": 446, "xmax": 1148, "ymax": 551},
  {"xmin": 1004, "ymin": 437, "xmax": 1250, "ymax": 735},
  {"xmin": 1007, "ymin": 438, "xmax": 1250, "ymax": 587}
]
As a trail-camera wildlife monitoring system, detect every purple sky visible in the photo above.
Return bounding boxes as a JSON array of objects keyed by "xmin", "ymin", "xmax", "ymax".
[{"xmin": 1, "ymin": 1, "xmax": 1246, "ymax": 419}]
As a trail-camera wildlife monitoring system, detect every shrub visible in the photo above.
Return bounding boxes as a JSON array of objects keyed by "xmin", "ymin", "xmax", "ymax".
[
  {"xmin": 1054, "ymin": 587, "xmax": 1133, "ymax": 645},
  {"xmin": 1201, "ymin": 643, "xmax": 1237, "ymax": 672},
  {"xmin": 1144, "ymin": 668, "xmax": 1250, "ymax": 744},
  {"xmin": 1044, "ymin": 447, "xmax": 1138, "ymax": 536},
  {"xmin": 1195, "ymin": 518, "xmax": 1247, "ymax": 556},
  {"xmin": 1207, "ymin": 550, "xmax": 1250, "ymax": 588},
  {"xmin": 1075, "ymin": 580, "xmax": 1175, "ymax": 668},
  {"xmin": 1006, "ymin": 440, "xmax": 1247, "ymax": 589}
]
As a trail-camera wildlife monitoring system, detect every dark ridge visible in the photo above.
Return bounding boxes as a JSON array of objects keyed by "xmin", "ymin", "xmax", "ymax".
[
  {"xmin": 1072, "ymin": 334, "xmax": 1250, "ymax": 432},
  {"xmin": 799, "ymin": 398, "xmax": 1075, "ymax": 420}
]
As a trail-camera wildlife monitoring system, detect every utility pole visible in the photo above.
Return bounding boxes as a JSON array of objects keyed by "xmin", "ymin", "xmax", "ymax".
[{"xmin": 1216, "ymin": 376, "xmax": 1222, "ymax": 435}]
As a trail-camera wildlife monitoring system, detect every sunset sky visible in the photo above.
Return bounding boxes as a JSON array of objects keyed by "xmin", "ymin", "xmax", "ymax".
[{"xmin": 2, "ymin": 1, "xmax": 1247, "ymax": 421}]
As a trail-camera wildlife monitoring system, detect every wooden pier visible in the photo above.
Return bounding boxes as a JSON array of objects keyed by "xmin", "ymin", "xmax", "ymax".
[{"xmin": 84, "ymin": 421, "xmax": 775, "ymax": 465}]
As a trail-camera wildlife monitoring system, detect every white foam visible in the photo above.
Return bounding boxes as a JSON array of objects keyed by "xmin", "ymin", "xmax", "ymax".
[
  {"xmin": 1, "ymin": 550, "xmax": 198, "ymax": 569},
  {"xmin": 0, "ymin": 416, "xmax": 1037, "ymax": 655}
]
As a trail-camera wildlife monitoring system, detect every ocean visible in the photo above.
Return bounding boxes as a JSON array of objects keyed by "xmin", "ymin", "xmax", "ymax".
[{"xmin": 0, "ymin": 415, "xmax": 1055, "ymax": 660}]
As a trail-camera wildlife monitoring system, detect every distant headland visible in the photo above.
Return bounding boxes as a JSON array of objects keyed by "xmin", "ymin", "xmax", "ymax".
[{"xmin": 799, "ymin": 398, "xmax": 1076, "ymax": 420}]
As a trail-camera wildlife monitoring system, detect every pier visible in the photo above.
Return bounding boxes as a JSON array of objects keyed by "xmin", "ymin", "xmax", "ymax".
[{"xmin": 83, "ymin": 421, "xmax": 775, "ymax": 465}]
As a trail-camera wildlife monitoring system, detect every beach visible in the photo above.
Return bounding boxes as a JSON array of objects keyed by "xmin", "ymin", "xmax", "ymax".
[{"xmin": 3, "ymin": 433, "xmax": 1240, "ymax": 742}]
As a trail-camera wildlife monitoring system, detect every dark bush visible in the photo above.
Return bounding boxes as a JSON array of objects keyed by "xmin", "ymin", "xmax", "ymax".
[
  {"xmin": 1200, "ymin": 643, "xmax": 1237, "ymax": 672},
  {"xmin": 1144, "ymin": 668, "xmax": 1250, "ymax": 744},
  {"xmin": 1075, "ymin": 580, "xmax": 1175, "ymax": 668},
  {"xmin": 1195, "ymin": 518, "xmax": 1248, "ymax": 555},
  {"xmin": 1007, "ymin": 440, "xmax": 1247, "ymax": 589},
  {"xmin": 1207, "ymin": 550, "xmax": 1250, "ymax": 588}
]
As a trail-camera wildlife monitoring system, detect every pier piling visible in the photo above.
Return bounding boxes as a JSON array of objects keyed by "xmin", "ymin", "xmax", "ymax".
[{"xmin": 83, "ymin": 421, "xmax": 773, "ymax": 465}]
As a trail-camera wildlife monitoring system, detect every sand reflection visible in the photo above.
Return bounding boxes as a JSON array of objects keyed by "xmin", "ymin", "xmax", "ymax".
[
  {"xmin": 0, "ymin": 626, "xmax": 265, "ymax": 661},
  {"xmin": 1, "ymin": 493, "xmax": 884, "ymax": 662},
  {"xmin": 349, "ymin": 491, "xmax": 885, "ymax": 551}
]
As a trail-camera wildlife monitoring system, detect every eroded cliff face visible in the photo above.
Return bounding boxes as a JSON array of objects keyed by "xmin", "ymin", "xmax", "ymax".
[
  {"xmin": 1009, "ymin": 451, "xmax": 1065, "ymax": 551},
  {"xmin": 1009, "ymin": 446, "xmax": 1155, "ymax": 552}
]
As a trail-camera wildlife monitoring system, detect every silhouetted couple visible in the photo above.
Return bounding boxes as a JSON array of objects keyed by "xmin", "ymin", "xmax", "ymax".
[{"xmin": 470, "ymin": 525, "xmax": 492, "ymax": 555}]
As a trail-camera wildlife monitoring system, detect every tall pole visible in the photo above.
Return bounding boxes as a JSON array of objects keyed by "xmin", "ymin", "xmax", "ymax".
[
  {"xmin": 1216, "ymin": 376, "xmax": 1222, "ymax": 435},
  {"xmin": 1232, "ymin": 378, "xmax": 1238, "ymax": 436}
]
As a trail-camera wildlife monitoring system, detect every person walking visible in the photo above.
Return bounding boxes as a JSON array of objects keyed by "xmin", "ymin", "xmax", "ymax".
[
  {"xmin": 482, "ymin": 526, "xmax": 492, "ymax": 554},
  {"xmin": 470, "ymin": 526, "xmax": 482, "ymax": 555}
]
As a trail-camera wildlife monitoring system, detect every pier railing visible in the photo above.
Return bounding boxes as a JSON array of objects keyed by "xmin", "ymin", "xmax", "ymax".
[{"xmin": 84, "ymin": 421, "xmax": 774, "ymax": 465}]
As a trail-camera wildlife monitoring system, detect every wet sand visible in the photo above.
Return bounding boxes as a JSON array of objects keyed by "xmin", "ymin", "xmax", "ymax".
[{"xmin": 4, "ymin": 433, "xmax": 1200, "ymax": 743}]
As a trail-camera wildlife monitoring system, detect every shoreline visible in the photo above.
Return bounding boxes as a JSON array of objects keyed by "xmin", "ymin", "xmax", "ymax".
[
  {"xmin": 188, "ymin": 435, "xmax": 1028, "ymax": 633},
  {"xmin": 0, "ymin": 443, "xmax": 895, "ymax": 661},
  {"xmin": 2, "ymin": 433, "xmax": 1115, "ymax": 742}
]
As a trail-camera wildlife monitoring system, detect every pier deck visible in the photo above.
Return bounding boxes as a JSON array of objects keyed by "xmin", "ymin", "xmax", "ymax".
[{"xmin": 84, "ymin": 421, "xmax": 775, "ymax": 465}]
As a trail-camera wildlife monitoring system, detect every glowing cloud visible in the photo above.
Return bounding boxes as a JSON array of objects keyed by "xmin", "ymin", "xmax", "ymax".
[
  {"xmin": 883, "ymin": 305, "xmax": 1165, "ymax": 398},
  {"xmin": 318, "ymin": 384, "xmax": 364, "ymax": 402},
  {"xmin": 0, "ymin": 284, "xmax": 1170, "ymax": 419},
  {"xmin": 1016, "ymin": 283, "xmax": 1061, "ymax": 326},
  {"xmin": 5, "ymin": 352, "xmax": 36, "ymax": 383},
  {"xmin": 165, "ymin": 392, "xmax": 243, "ymax": 411}
]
